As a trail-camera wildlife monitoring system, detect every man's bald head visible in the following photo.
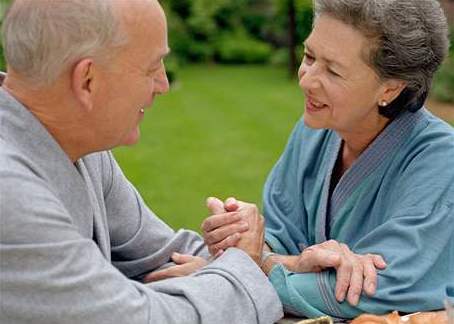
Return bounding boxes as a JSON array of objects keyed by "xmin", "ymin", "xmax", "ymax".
[{"xmin": 1, "ymin": 0, "xmax": 162, "ymax": 86}]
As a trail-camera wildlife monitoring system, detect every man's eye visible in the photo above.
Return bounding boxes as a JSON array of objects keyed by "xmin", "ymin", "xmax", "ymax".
[
  {"xmin": 147, "ymin": 67, "xmax": 159, "ymax": 75},
  {"xmin": 328, "ymin": 69, "xmax": 341, "ymax": 77},
  {"xmin": 304, "ymin": 53, "xmax": 315, "ymax": 64}
]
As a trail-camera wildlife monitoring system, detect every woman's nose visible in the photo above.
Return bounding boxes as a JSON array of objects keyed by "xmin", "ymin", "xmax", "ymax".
[{"xmin": 298, "ymin": 64, "xmax": 320, "ymax": 91}]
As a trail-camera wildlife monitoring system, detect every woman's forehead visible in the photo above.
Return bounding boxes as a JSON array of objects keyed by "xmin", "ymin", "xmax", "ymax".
[{"xmin": 307, "ymin": 15, "xmax": 371, "ymax": 68}]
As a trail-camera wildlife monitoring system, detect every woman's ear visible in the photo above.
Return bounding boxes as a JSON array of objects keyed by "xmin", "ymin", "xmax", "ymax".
[
  {"xmin": 381, "ymin": 79, "xmax": 407, "ymax": 105},
  {"xmin": 71, "ymin": 59, "xmax": 95, "ymax": 112}
]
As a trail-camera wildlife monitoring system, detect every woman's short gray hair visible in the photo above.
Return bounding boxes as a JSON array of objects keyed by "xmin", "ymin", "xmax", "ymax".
[
  {"xmin": 313, "ymin": 0, "xmax": 450, "ymax": 118},
  {"xmin": 2, "ymin": 0, "xmax": 127, "ymax": 86}
]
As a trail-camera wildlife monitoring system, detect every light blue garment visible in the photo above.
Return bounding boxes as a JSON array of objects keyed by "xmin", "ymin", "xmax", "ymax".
[{"xmin": 264, "ymin": 109, "xmax": 454, "ymax": 319}]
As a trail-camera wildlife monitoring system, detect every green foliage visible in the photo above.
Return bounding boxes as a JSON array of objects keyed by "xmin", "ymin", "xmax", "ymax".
[
  {"xmin": 270, "ymin": 45, "xmax": 304, "ymax": 66},
  {"xmin": 161, "ymin": 0, "xmax": 314, "ymax": 66},
  {"xmin": 0, "ymin": 0, "xmax": 9, "ymax": 72},
  {"xmin": 265, "ymin": 0, "xmax": 313, "ymax": 47},
  {"xmin": 0, "ymin": 43, "xmax": 5, "ymax": 72},
  {"xmin": 294, "ymin": 0, "xmax": 314, "ymax": 45},
  {"xmin": 432, "ymin": 27, "xmax": 454, "ymax": 103},
  {"xmin": 433, "ymin": 58, "xmax": 454, "ymax": 103},
  {"xmin": 215, "ymin": 32, "xmax": 273, "ymax": 64},
  {"xmin": 114, "ymin": 65, "xmax": 303, "ymax": 232},
  {"xmin": 163, "ymin": 0, "xmax": 249, "ymax": 63}
]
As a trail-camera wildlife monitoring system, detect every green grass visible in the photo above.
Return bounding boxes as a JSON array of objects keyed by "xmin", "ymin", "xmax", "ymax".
[{"xmin": 114, "ymin": 64, "xmax": 304, "ymax": 232}]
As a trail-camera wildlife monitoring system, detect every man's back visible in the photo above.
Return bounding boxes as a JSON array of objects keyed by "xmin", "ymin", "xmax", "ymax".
[{"xmin": 0, "ymin": 86, "xmax": 282, "ymax": 323}]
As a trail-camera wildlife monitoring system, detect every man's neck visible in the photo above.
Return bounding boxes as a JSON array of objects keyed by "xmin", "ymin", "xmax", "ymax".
[{"xmin": 2, "ymin": 75, "xmax": 91, "ymax": 162}]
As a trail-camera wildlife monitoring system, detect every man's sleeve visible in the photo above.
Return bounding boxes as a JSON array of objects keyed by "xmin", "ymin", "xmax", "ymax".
[
  {"xmin": 0, "ymin": 169, "xmax": 283, "ymax": 324},
  {"xmin": 100, "ymin": 151, "xmax": 210, "ymax": 279}
]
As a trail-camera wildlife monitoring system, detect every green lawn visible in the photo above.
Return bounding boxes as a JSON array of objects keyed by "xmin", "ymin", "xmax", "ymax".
[{"xmin": 114, "ymin": 64, "xmax": 304, "ymax": 232}]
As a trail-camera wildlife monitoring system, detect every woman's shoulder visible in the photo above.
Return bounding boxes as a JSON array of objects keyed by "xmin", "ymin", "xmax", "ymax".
[
  {"xmin": 396, "ymin": 108, "xmax": 454, "ymax": 172},
  {"xmin": 410, "ymin": 108, "xmax": 454, "ymax": 149}
]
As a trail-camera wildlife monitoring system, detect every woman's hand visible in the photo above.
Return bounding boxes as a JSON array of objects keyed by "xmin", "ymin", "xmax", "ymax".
[
  {"xmin": 234, "ymin": 202, "xmax": 265, "ymax": 265},
  {"xmin": 202, "ymin": 198, "xmax": 387, "ymax": 305},
  {"xmin": 262, "ymin": 240, "xmax": 386, "ymax": 306},
  {"xmin": 143, "ymin": 253, "xmax": 208, "ymax": 282},
  {"xmin": 293, "ymin": 240, "xmax": 387, "ymax": 305}
]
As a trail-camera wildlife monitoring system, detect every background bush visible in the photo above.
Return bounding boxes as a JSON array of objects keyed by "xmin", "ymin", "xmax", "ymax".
[
  {"xmin": 162, "ymin": 0, "xmax": 313, "ymax": 66},
  {"xmin": 214, "ymin": 32, "xmax": 273, "ymax": 64},
  {"xmin": 432, "ymin": 27, "xmax": 454, "ymax": 103},
  {"xmin": 0, "ymin": 0, "xmax": 7, "ymax": 72}
]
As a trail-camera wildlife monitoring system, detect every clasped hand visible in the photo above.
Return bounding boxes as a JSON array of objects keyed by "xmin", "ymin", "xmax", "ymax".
[
  {"xmin": 142, "ymin": 196, "xmax": 265, "ymax": 282},
  {"xmin": 201, "ymin": 197, "xmax": 387, "ymax": 306}
]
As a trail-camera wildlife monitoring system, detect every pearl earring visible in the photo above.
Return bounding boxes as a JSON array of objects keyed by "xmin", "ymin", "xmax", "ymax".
[{"xmin": 379, "ymin": 100, "xmax": 388, "ymax": 107}]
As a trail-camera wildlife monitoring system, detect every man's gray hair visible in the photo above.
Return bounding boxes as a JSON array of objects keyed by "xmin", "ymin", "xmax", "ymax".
[
  {"xmin": 313, "ymin": 0, "xmax": 450, "ymax": 118},
  {"xmin": 2, "ymin": 0, "xmax": 127, "ymax": 85}
]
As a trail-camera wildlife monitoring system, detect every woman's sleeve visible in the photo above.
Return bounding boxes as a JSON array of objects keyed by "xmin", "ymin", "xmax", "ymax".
[
  {"xmin": 265, "ymin": 130, "xmax": 454, "ymax": 319},
  {"xmin": 264, "ymin": 120, "xmax": 311, "ymax": 256}
]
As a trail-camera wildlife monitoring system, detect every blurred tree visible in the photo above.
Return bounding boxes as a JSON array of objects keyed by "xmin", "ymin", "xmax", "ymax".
[
  {"xmin": 287, "ymin": 0, "xmax": 297, "ymax": 77},
  {"xmin": 0, "ymin": 0, "xmax": 10, "ymax": 72},
  {"xmin": 269, "ymin": 0, "xmax": 313, "ymax": 76}
]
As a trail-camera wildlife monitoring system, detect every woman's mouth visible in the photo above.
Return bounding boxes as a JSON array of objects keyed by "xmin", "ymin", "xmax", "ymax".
[{"xmin": 306, "ymin": 98, "xmax": 328, "ymax": 112}]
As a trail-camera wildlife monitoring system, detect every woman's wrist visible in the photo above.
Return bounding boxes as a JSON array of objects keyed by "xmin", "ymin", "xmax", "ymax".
[{"xmin": 260, "ymin": 250, "xmax": 278, "ymax": 275}]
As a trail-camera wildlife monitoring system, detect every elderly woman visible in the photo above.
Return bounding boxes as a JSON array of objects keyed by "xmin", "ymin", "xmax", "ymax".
[{"xmin": 201, "ymin": 0, "xmax": 454, "ymax": 320}]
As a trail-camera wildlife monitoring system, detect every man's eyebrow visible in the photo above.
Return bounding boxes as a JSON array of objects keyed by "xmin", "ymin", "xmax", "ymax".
[
  {"xmin": 151, "ymin": 48, "xmax": 171, "ymax": 66},
  {"xmin": 149, "ymin": 49, "xmax": 171, "ymax": 70},
  {"xmin": 160, "ymin": 48, "xmax": 171, "ymax": 60}
]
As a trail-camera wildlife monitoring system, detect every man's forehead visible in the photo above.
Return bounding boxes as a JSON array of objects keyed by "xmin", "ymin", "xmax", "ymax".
[{"xmin": 114, "ymin": 0, "xmax": 163, "ymax": 22}]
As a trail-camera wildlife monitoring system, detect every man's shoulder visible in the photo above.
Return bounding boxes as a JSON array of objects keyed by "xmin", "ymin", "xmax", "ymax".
[
  {"xmin": 0, "ymin": 137, "xmax": 37, "ymax": 176},
  {"xmin": 0, "ymin": 140, "xmax": 72, "ymax": 244}
]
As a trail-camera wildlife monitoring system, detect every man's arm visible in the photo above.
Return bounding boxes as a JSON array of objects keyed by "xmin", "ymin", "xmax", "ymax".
[
  {"xmin": 97, "ymin": 151, "xmax": 210, "ymax": 280},
  {"xmin": 0, "ymin": 168, "xmax": 283, "ymax": 324}
]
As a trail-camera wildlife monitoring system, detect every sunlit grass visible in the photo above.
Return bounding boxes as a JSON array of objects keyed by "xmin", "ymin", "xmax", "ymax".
[{"xmin": 114, "ymin": 64, "xmax": 304, "ymax": 232}]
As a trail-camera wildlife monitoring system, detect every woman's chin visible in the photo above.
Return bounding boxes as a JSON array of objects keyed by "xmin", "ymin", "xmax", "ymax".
[{"xmin": 303, "ymin": 113, "xmax": 327, "ymax": 129}]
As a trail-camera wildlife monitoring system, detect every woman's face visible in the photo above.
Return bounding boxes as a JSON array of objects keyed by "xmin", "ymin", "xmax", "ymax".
[{"xmin": 298, "ymin": 15, "xmax": 389, "ymax": 135}]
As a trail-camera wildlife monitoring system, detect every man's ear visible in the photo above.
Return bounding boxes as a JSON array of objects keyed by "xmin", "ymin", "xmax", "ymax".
[
  {"xmin": 381, "ymin": 79, "xmax": 407, "ymax": 104},
  {"xmin": 71, "ymin": 59, "xmax": 95, "ymax": 112}
]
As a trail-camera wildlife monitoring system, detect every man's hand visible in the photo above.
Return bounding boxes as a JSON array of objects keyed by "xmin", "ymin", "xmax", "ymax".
[
  {"xmin": 203, "ymin": 197, "xmax": 265, "ymax": 265},
  {"xmin": 202, "ymin": 198, "xmax": 387, "ymax": 305},
  {"xmin": 202, "ymin": 197, "xmax": 248, "ymax": 256},
  {"xmin": 143, "ymin": 253, "xmax": 208, "ymax": 282}
]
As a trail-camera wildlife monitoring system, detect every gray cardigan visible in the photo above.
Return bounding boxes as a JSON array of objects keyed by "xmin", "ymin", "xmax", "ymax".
[{"xmin": 0, "ymin": 87, "xmax": 283, "ymax": 324}]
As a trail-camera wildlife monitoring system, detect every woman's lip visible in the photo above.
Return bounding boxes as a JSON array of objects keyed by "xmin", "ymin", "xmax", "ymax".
[{"xmin": 306, "ymin": 98, "xmax": 328, "ymax": 112}]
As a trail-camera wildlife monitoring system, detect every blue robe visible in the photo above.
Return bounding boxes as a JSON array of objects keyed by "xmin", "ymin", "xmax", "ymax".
[{"xmin": 264, "ymin": 108, "xmax": 454, "ymax": 319}]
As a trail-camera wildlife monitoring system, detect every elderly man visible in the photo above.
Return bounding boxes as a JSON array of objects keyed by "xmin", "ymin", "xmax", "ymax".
[{"xmin": 0, "ymin": 0, "xmax": 283, "ymax": 323}]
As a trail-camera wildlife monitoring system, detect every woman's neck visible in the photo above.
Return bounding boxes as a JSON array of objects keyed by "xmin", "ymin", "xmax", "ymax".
[{"xmin": 337, "ymin": 117, "xmax": 391, "ymax": 174}]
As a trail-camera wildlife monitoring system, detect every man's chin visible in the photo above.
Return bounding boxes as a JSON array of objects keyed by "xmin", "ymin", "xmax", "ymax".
[{"xmin": 120, "ymin": 127, "xmax": 141, "ymax": 146}]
